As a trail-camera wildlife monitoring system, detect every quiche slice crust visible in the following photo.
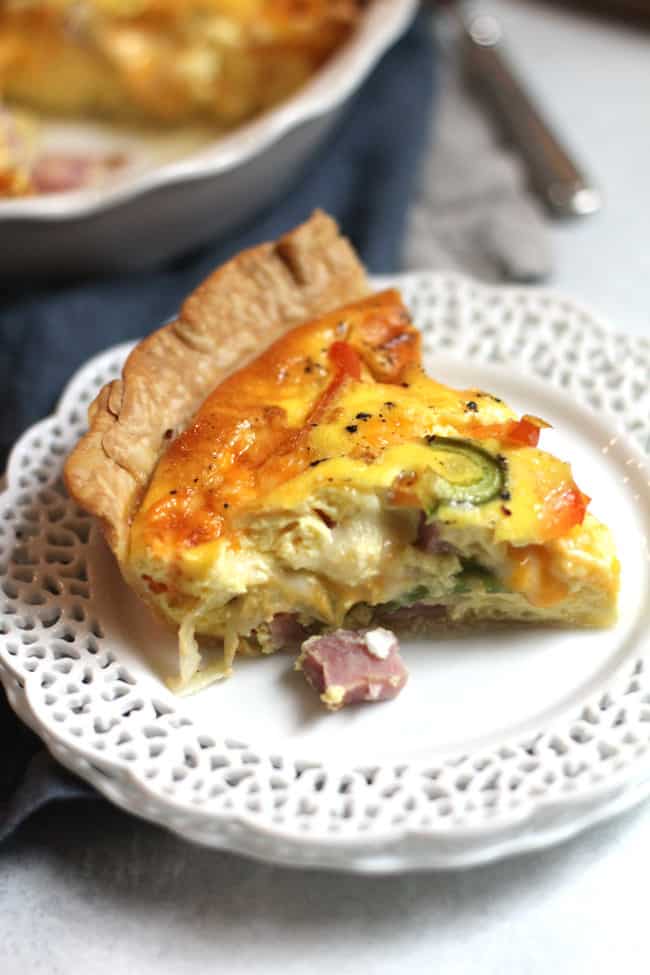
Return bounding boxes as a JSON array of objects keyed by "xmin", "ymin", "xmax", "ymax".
[
  {"xmin": 65, "ymin": 216, "xmax": 619, "ymax": 695},
  {"xmin": 65, "ymin": 210, "xmax": 369, "ymax": 566}
]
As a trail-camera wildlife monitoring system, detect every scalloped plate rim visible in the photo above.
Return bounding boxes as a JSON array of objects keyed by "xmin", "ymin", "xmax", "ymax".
[{"xmin": 6, "ymin": 669, "xmax": 650, "ymax": 873}]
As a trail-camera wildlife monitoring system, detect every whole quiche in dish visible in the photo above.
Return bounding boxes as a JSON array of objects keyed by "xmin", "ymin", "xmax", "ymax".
[
  {"xmin": 0, "ymin": 1, "xmax": 363, "ymax": 197},
  {"xmin": 0, "ymin": 1, "xmax": 362, "ymax": 127},
  {"xmin": 65, "ymin": 213, "xmax": 620, "ymax": 700}
]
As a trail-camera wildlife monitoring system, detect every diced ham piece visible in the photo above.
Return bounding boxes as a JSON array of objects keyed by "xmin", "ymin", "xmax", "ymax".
[
  {"xmin": 31, "ymin": 152, "xmax": 127, "ymax": 194},
  {"xmin": 415, "ymin": 512, "xmax": 456, "ymax": 554},
  {"xmin": 269, "ymin": 613, "xmax": 311, "ymax": 651},
  {"xmin": 297, "ymin": 628, "xmax": 408, "ymax": 711},
  {"xmin": 31, "ymin": 154, "xmax": 95, "ymax": 193}
]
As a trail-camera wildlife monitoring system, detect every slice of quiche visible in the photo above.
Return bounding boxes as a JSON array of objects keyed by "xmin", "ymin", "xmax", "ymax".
[{"xmin": 65, "ymin": 213, "xmax": 619, "ymax": 694}]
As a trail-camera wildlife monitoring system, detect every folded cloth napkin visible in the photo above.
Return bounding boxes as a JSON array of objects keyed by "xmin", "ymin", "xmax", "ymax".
[
  {"xmin": 0, "ymin": 12, "xmax": 437, "ymax": 842},
  {"xmin": 405, "ymin": 43, "xmax": 551, "ymax": 282}
]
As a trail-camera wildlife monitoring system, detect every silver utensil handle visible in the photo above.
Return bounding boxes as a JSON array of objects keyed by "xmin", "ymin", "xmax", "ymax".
[{"xmin": 460, "ymin": 14, "xmax": 601, "ymax": 217}]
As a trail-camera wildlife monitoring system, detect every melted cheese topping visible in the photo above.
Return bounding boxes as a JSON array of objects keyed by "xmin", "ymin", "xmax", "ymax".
[
  {"xmin": 131, "ymin": 290, "xmax": 587, "ymax": 566},
  {"xmin": 507, "ymin": 545, "xmax": 570, "ymax": 607}
]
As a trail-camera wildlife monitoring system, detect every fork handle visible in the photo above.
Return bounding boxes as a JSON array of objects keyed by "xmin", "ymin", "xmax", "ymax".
[{"xmin": 460, "ymin": 15, "xmax": 601, "ymax": 217}]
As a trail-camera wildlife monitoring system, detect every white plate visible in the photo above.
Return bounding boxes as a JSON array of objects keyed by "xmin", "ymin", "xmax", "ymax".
[
  {"xmin": 0, "ymin": 0, "xmax": 416, "ymax": 276},
  {"xmin": 1, "ymin": 271, "xmax": 649, "ymax": 872}
]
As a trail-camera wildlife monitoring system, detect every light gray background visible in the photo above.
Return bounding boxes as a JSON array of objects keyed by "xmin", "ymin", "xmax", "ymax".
[{"xmin": 2, "ymin": 2, "xmax": 649, "ymax": 972}]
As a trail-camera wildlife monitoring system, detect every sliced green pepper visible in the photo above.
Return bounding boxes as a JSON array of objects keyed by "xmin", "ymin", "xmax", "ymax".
[
  {"xmin": 424, "ymin": 436, "xmax": 503, "ymax": 507},
  {"xmin": 453, "ymin": 560, "xmax": 506, "ymax": 594},
  {"xmin": 381, "ymin": 585, "xmax": 430, "ymax": 614}
]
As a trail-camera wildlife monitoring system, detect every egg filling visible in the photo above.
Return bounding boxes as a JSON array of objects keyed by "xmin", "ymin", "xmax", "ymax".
[{"xmin": 126, "ymin": 290, "xmax": 619, "ymax": 691}]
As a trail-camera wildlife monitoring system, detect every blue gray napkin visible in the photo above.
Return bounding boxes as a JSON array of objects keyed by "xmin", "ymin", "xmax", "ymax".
[{"xmin": 0, "ymin": 11, "xmax": 437, "ymax": 841}]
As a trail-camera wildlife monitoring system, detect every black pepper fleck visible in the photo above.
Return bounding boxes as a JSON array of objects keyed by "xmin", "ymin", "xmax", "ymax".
[
  {"xmin": 465, "ymin": 401, "xmax": 478, "ymax": 412},
  {"xmin": 501, "ymin": 506, "xmax": 512, "ymax": 517},
  {"xmin": 309, "ymin": 458, "xmax": 328, "ymax": 468},
  {"xmin": 500, "ymin": 490, "xmax": 511, "ymax": 501},
  {"xmin": 223, "ymin": 503, "xmax": 229, "ymax": 509},
  {"xmin": 169, "ymin": 490, "xmax": 177, "ymax": 495},
  {"xmin": 355, "ymin": 412, "xmax": 372, "ymax": 421},
  {"xmin": 345, "ymin": 424, "xmax": 358, "ymax": 434},
  {"xmin": 401, "ymin": 382, "xmax": 410, "ymax": 388},
  {"xmin": 384, "ymin": 401, "xmax": 396, "ymax": 409}
]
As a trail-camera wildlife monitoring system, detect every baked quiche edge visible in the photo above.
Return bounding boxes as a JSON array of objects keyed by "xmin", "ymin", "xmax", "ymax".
[{"xmin": 63, "ymin": 210, "xmax": 369, "ymax": 563}]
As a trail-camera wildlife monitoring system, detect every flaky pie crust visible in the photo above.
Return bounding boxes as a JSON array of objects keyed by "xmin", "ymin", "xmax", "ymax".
[{"xmin": 64, "ymin": 211, "xmax": 369, "ymax": 564}]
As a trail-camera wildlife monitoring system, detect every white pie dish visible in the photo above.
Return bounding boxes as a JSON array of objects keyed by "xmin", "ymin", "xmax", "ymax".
[
  {"xmin": 1, "ymin": 271, "xmax": 649, "ymax": 872},
  {"xmin": 0, "ymin": 0, "xmax": 417, "ymax": 278}
]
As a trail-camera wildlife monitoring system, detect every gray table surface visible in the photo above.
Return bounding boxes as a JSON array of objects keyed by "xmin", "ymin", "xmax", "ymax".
[{"xmin": 2, "ymin": 3, "xmax": 649, "ymax": 973}]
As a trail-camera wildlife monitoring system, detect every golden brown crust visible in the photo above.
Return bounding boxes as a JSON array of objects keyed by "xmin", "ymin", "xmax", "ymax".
[{"xmin": 64, "ymin": 211, "xmax": 368, "ymax": 562}]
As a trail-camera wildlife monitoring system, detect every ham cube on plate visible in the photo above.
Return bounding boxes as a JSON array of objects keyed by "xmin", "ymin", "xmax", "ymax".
[{"xmin": 296, "ymin": 628, "xmax": 408, "ymax": 711}]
